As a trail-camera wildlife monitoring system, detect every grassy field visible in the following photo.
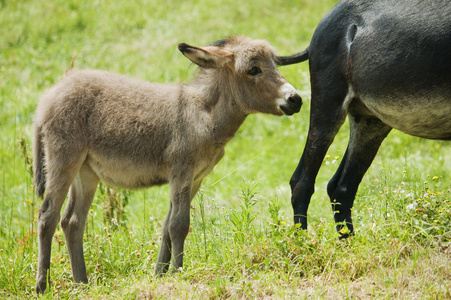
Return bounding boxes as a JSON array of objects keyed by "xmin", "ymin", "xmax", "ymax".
[{"xmin": 1, "ymin": 0, "xmax": 451, "ymax": 298}]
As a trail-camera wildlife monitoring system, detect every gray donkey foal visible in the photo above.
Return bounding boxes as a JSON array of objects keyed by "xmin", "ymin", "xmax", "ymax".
[{"xmin": 33, "ymin": 36, "xmax": 302, "ymax": 293}]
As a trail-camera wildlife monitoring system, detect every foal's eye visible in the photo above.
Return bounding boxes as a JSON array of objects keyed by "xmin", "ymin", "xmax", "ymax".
[{"xmin": 248, "ymin": 67, "xmax": 262, "ymax": 76}]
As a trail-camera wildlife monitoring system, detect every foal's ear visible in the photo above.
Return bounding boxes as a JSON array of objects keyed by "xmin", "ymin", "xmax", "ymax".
[{"xmin": 178, "ymin": 43, "xmax": 234, "ymax": 69}]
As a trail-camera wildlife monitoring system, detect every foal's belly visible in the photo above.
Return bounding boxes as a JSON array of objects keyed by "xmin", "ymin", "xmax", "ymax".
[
  {"xmin": 84, "ymin": 147, "xmax": 225, "ymax": 189},
  {"xmin": 85, "ymin": 154, "xmax": 170, "ymax": 189}
]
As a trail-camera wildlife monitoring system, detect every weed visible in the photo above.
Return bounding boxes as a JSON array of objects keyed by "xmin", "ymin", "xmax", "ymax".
[
  {"xmin": 229, "ymin": 181, "xmax": 258, "ymax": 243},
  {"xmin": 98, "ymin": 183, "xmax": 129, "ymax": 230}
]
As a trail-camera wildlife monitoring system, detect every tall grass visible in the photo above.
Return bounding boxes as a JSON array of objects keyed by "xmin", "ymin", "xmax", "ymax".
[{"xmin": 1, "ymin": 0, "xmax": 450, "ymax": 298}]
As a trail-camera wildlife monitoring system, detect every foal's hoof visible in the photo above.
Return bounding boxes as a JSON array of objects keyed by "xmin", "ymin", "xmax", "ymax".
[
  {"xmin": 155, "ymin": 263, "xmax": 170, "ymax": 277},
  {"xmin": 35, "ymin": 282, "xmax": 48, "ymax": 294},
  {"xmin": 170, "ymin": 267, "xmax": 183, "ymax": 274},
  {"xmin": 74, "ymin": 282, "xmax": 89, "ymax": 291}
]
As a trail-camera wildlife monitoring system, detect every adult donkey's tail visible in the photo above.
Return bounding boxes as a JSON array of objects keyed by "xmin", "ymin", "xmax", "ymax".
[
  {"xmin": 33, "ymin": 125, "xmax": 46, "ymax": 198},
  {"xmin": 276, "ymin": 47, "xmax": 309, "ymax": 66}
]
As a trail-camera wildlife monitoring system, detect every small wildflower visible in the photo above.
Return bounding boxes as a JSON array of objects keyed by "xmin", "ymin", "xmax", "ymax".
[
  {"xmin": 406, "ymin": 201, "xmax": 417, "ymax": 210},
  {"xmin": 280, "ymin": 221, "xmax": 286, "ymax": 225}
]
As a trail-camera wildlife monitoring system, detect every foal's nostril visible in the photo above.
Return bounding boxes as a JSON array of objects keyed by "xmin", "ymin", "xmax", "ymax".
[{"xmin": 288, "ymin": 94, "xmax": 303, "ymax": 106}]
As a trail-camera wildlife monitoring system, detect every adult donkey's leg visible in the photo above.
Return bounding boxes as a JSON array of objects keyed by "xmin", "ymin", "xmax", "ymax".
[
  {"xmin": 327, "ymin": 114, "xmax": 391, "ymax": 237},
  {"xmin": 290, "ymin": 74, "xmax": 349, "ymax": 230},
  {"xmin": 61, "ymin": 163, "xmax": 99, "ymax": 285}
]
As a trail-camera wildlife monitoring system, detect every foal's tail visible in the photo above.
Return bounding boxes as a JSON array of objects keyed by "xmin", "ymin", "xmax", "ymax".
[{"xmin": 33, "ymin": 125, "xmax": 46, "ymax": 198}]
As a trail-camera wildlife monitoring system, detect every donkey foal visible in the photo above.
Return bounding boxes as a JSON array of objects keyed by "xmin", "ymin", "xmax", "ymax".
[{"xmin": 33, "ymin": 36, "xmax": 302, "ymax": 293}]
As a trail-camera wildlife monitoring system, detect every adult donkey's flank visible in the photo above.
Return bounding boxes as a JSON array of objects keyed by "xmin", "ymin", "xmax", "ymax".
[
  {"xmin": 33, "ymin": 36, "xmax": 302, "ymax": 293},
  {"xmin": 277, "ymin": 0, "xmax": 450, "ymax": 236}
]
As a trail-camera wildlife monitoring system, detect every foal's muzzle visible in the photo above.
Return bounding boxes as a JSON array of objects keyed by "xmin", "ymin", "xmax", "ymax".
[{"xmin": 277, "ymin": 83, "xmax": 302, "ymax": 115}]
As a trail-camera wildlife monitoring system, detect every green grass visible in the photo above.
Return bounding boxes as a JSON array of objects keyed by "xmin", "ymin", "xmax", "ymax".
[{"xmin": 1, "ymin": 0, "xmax": 451, "ymax": 298}]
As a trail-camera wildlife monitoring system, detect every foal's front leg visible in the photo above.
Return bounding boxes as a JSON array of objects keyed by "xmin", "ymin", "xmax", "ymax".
[
  {"xmin": 168, "ymin": 178, "xmax": 193, "ymax": 272},
  {"xmin": 155, "ymin": 171, "xmax": 193, "ymax": 274},
  {"xmin": 155, "ymin": 203, "xmax": 172, "ymax": 275}
]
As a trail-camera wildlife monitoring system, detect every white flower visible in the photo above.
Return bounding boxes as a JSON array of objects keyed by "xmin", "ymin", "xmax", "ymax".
[{"xmin": 406, "ymin": 201, "xmax": 417, "ymax": 210}]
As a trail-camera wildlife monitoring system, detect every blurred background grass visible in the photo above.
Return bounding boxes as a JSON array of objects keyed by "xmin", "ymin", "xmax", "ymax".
[{"xmin": 0, "ymin": 0, "xmax": 338, "ymax": 238}]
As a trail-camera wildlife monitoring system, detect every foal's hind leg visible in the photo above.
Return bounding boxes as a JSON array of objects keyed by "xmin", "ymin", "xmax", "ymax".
[
  {"xmin": 61, "ymin": 163, "xmax": 99, "ymax": 285},
  {"xmin": 35, "ymin": 152, "xmax": 86, "ymax": 294},
  {"xmin": 327, "ymin": 114, "xmax": 391, "ymax": 237}
]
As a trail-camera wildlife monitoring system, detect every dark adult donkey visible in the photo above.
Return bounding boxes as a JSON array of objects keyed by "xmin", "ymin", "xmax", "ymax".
[{"xmin": 277, "ymin": 0, "xmax": 451, "ymax": 236}]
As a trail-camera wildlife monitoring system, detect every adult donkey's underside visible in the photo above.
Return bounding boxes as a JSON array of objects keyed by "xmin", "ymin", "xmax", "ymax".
[{"xmin": 277, "ymin": 0, "xmax": 451, "ymax": 235}]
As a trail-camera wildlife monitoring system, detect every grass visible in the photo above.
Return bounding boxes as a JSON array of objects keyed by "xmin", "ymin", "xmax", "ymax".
[{"xmin": 1, "ymin": 0, "xmax": 451, "ymax": 298}]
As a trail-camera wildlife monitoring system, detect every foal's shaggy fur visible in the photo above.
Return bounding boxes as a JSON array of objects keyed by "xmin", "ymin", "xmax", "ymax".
[{"xmin": 33, "ymin": 36, "xmax": 302, "ymax": 293}]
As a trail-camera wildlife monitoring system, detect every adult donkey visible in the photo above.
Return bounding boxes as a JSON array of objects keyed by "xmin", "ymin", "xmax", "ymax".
[
  {"xmin": 277, "ymin": 0, "xmax": 451, "ymax": 236},
  {"xmin": 33, "ymin": 36, "xmax": 302, "ymax": 293}
]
